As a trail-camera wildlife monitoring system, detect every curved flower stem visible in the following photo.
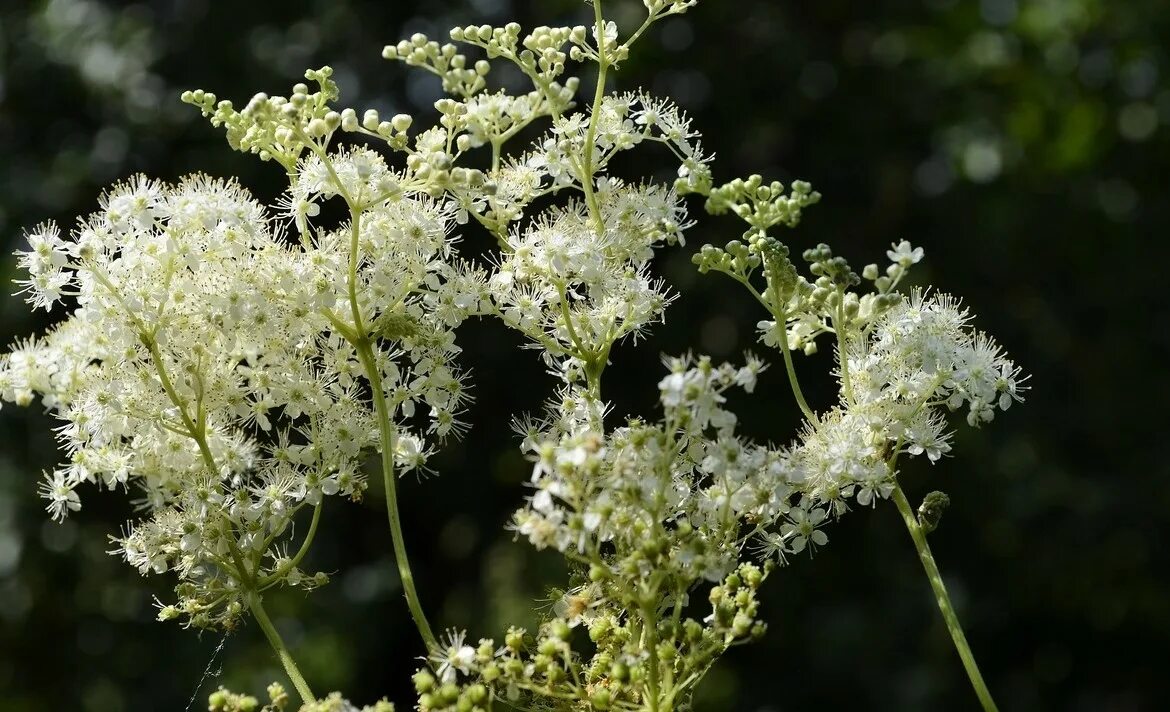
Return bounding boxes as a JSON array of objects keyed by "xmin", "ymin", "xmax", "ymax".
[
  {"xmin": 738, "ymin": 267, "xmax": 816, "ymax": 424},
  {"xmin": 774, "ymin": 307, "xmax": 817, "ymax": 424},
  {"xmin": 891, "ymin": 482, "xmax": 999, "ymax": 712},
  {"xmin": 356, "ymin": 336, "xmax": 439, "ymax": 652},
  {"xmin": 341, "ymin": 200, "xmax": 438, "ymax": 652},
  {"xmin": 247, "ymin": 590, "xmax": 315, "ymax": 704},
  {"xmin": 258, "ymin": 501, "xmax": 323, "ymax": 589}
]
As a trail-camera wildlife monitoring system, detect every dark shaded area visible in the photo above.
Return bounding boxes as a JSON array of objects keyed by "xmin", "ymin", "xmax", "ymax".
[{"xmin": 0, "ymin": 0, "xmax": 1165, "ymax": 710}]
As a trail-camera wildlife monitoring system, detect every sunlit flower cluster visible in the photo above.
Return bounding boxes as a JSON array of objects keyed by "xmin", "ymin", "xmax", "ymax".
[
  {"xmin": 1, "ymin": 162, "xmax": 478, "ymax": 627},
  {"xmin": 2, "ymin": 0, "xmax": 1026, "ymax": 709}
]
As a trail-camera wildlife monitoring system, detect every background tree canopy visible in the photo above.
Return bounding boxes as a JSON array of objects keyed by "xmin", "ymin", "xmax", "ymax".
[{"xmin": 0, "ymin": 0, "xmax": 1165, "ymax": 709}]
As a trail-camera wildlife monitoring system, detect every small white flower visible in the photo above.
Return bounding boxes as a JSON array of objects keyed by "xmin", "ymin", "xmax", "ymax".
[
  {"xmin": 431, "ymin": 629, "xmax": 477, "ymax": 683},
  {"xmin": 886, "ymin": 240, "xmax": 924, "ymax": 267}
]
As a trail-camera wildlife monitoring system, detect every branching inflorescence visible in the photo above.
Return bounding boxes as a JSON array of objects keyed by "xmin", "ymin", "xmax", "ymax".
[{"xmin": 0, "ymin": 1, "xmax": 1026, "ymax": 711}]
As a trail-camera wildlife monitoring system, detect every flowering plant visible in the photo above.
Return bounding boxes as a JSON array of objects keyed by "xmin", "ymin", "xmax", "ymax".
[{"xmin": 1, "ymin": 1, "xmax": 1026, "ymax": 710}]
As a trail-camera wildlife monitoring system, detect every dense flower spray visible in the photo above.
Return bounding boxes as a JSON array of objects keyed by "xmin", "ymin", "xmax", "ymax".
[{"xmin": 1, "ymin": 1, "xmax": 1025, "ymax": 710}]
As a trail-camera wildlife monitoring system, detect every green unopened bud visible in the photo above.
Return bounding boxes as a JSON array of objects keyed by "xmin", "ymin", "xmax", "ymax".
[
  {"xmin": 551, "ymin": 620, "xmax": 571, "ymax": 640},
  {"xmin": 392, "ymin": 113, "xmax": 413, "ymax": 132},
  {"xmin": 731, "ymin": 611, "xmax": 752, "ymax": 637},
  {"xmin": 538, "ymin": 638, "xmax": 559, "ymax": 656},
  {"xmin": 414, "ymin": 669, "xmax": 436, "ymax": 693},
  {"xmin": 466, "ymin": 684, "xmax": 487, "ymax": 703},
  {"xmin": 918, "ymin": 491, "xmax": 951, "ymax": 534},
  {"xmin": 307, "ymin": 118, "xmax": 329, "ymax": 137},
  {"xmin": 376, "ymin": 311, "xmax": 422, "ymax": 340},
  {"xmin": 591, "ymin": 689, "xmax": 612, "ymax": 709},
  {"xmin": 589, "ymin": 616, "xmax": 612, "ymax": 642},
  {"xmin": 505, "ymin": 628, "xmax": 525, "ymax": 650},
  {"xmin": 742, "ymin": 564, "xmax": 763, "ymax": 587}
]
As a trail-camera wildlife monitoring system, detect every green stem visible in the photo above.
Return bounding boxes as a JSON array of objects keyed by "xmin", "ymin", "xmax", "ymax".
[
  {"xmin": 356, "ymin": 337, "xmax": 439, "ymax": 652},
  {"xmin": 347, "ymin": 208, "xmax": 365, "ymax": 334},
  {"xmin": 641, "ymin": 603, "xmax": 663, "ymax": 712},
  {"xmin": 143, "ymin": 335, "xmax": 220, "ymax": 475},
  {"xmin": 773, "ymin": 306, "xmax": 816, "ymax": 424},
  {"xmin": 580, "ymin": 0, "xmax": 610, "ymax": 235},
  {"xmin": 751, "ymin": 264, "xmax": 816, "ymax": 424},
  {"xmin": 835, "ymin": 290, "xmax": 854, "ymax": 404},
  {"xmin": 247, "ymin": 591, "xmax": 315, "ymax": 704},
  {"xmin": 258, "ymin": 501, "xmax": 322, "ymax": 589},
  {"xmin": 891, "ymin": 483, "xmax": 999, "ymax": 712},
  {"xmin": 342, "ymin": 200, "xmax": 437, "ymax": 652}
]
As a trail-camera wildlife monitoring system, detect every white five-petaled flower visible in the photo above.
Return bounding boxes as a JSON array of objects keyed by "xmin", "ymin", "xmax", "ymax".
[
  {"xmin": 432, "ymin": 629, "xmax": 477, "ymax": 684},
  {"xmin": 886, "ymin": 240, "xmax": 924, "ymax": 267}
]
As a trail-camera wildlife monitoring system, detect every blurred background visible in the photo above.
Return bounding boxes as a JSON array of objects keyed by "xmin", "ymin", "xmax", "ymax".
[{"xmin": 0, "ymin": 0, "xmax": 1166, "ymax": 709}]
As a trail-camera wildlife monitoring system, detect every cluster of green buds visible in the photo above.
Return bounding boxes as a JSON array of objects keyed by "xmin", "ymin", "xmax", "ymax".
[
  {"xmin": 695, "ymin": 177, "xmax": 920, "ymax": 363},
  {"xmin": 411, "ymin": 562, "xmax": 768, "ymax": 712},
  {"xmin": 383, "ymin": 33, "xmax": 491, "ymax": 98},
  {"xmin": 643, "ymin": 0, "xmax": 700, "ymax": 15},
  {"xmin": 209, "ymin": 684, "xmax": 396, "ymax": 712},
  {"xmin": 338, "ymin": 107, "xmax": 414, "ymax": 151},
  {"xmin": 208, "ymin": 683, "xmax": 292, "ymax": 712},
  {"xmin": 705, "ymin": 174, "xmax": 822, "ymax": 233},
  {"xmin": 449, "ymin": 23, "xmax": 583, "ymax": 90},
  {"xmin": 182, "ymin": 68, "xmax": 342, "ymax": 172}
]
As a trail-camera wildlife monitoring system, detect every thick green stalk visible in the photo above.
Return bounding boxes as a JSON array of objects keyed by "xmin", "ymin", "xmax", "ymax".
[
  {"xmin": 891, "ymin": 483, "xmax": 999, "ymax": 712},
  {"xmin": 247, "ymin": 591, "xmax": 315, "ymax": 704}
]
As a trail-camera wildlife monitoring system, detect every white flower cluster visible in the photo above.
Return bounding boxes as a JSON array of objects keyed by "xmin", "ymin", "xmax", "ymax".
[
  {"xmin": 515, "ymin": 354, "xmax": 839, "ymax": 585},
  {"xmin": 5, "ymin": 0, "xmax": 1027, "ymax": 707},
  {"xmin": 850, "ymin": 289, "xmax": 1028, "ymax": 427},
  {"xmin": 489, "ymin": 181, "xmax": 686, "ymax": 377},
  {"xmin": 1, "ymin": 162, "xmax": 478, "ymax": 626}
]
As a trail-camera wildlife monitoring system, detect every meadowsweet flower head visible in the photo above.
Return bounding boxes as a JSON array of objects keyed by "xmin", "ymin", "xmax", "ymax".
[
  {"xmin": 5, "ymin": 1, "xmax": 1028, "ymax": 708},
  {"xmin": 1, "ymin": 164, "xmax": 481, "ymax": 627}
]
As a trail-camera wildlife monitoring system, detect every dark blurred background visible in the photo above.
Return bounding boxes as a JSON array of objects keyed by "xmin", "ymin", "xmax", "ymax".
[{"xmin": 1, "ymin": 0, "xmax": 1166, "ymax": 710}]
